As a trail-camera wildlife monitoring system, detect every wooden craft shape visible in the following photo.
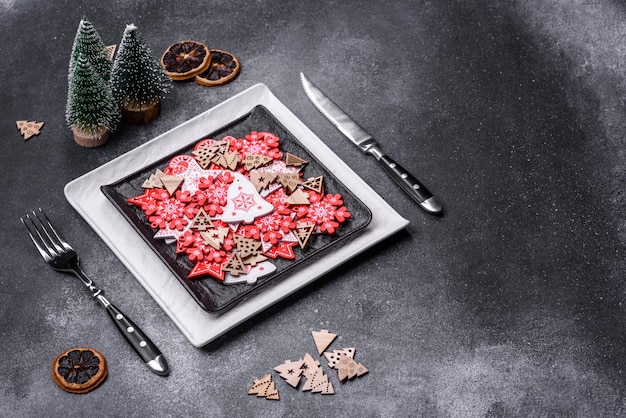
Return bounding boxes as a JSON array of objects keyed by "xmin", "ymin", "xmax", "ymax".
[
  {"xmin": 311, "ymin": 329, "xmax": 337, "ymax": 355},
  {"xmin": 273, "ymin": 359, "xmax": 304, "ymax": 388},
  {"xmin": 286, "ymin": 189, "xmax": 310, "ymax": 205},
  {"xmin": 222, "ymin": 253, "xmax": 246, "ymax": 276},
  {"xmin": 285, "ymin": 153, "xmax": 307, "ymax": 167},
  {"xmin": 105, "ymin": 44, "xmax": 117, "ymax": 60},
  {"xmin": 16, "ymin": 120, "xmax": 44, "ymax": 140},
  {"xmin": 323, "ymin": 347, "xmax": 355, "ymax": 369},
  {"xmin": 234, "ymin": 235, "xmax": 262, "ymax": 258},
  {"xmin": 300, "ymin": 353, "xmax": 321, "ymax": 378},
  {"xmin": 189, "ymin": 208, "xmax": 214, "ymax": 231},
  {"xmin": 241, "ymin": 253, "xmax": 268, "ymax": 267},
  {"xmin": 249, "ymin": 170, "xmax": 277, "ymax": 192},
  {"xmin": 294, "ymin": 224, "xmax": 315, "ymax": 249},
  {"xmin": 248, "ymin": 374, "xmax": 279, "ymax": 400},
  {"xmin": 192, "ymin": 147, "xmax": 214, "ymax": 168},
  {"xmin": 301, "ymin": 367, "xmax": 334, "ymax": 395},
  {"xmin": 278, "ymin": 173, "xmax": 300, "ymax": 193},
  {"xmin": 159, "ymin": 175, "xmax": 184, "ymax": 195},
  {"xmin": 336, "ymin": 356, "xmax": 368, "ymax": 381},
  {"xmin": 192, "ymin": 140, "xmax": 229, "ymax": 168},
  {"xmin": 302, "ymin": 176, "xmax": 324, "ymax": 193},
  {"xmin": 141, "ymin": 169, "xmax": 166, "ymax": 188},
  {"xmin": 221, "ymin": 151, "xmax": 240, "ymax": 170},
  {"xmin": 243, "ymin": 153, "xmax": 273, "ymax": 171},
  {"xmin": 199, "ymin": 227, "xmax": 230, "ymax": 250}
]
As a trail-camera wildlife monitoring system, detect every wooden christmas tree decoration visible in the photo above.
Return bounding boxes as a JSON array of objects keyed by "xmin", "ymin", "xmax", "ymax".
[
  {"xmin": 249, "ymin": 170, "xmax": 277, "ymax": 192},
  {"xmin": 241, "ymin": 253, "xmax": 268, "ymax": 267},
  {"xmin": 243, "ymin": 154, "xmax": 256, "ymax": 171},
  {"xmin": 243, "ymin": 153, "xmax": 272, "ymax": 171},
  {"xmin": 336, "ymin": 355, "xmax": 368, "ymax": 381},
  {"xmin": 234, "ymin": 235, "xmax": 262, "ymax": 258},
  {"xmin": 278, "ymin": 173, "xmax": 300, "ymax": 193},
  {"xmin": 273, "ymin": 359, "xmax": 304, "ymax": 388},
  {"xmin": 141, "ymin": 169, "xmax": 165, "ymax": 188},
  {"xmin": 311, "ymin": 329, "xmax": 337, "ymax": 355},
  {"xmin": 215, "ymin": 150, "xmax": 239, "ymax": 170},
  {"xmin": 286, "ymin": 188, "xmax": 310, "ymax": 205},
  {"xmin": 265, "ymin": 385, "xmax": 280, "ymax": 400},
  {"xmin": 285, "ymin": 153, "xmax": 308, "ymax": 167},
  {"xmin": 213, "ymin": 140, "xmax": 231, "ymax": 155},
  {"xmin": 248, "ymin": 374, "xmax": 270, "ymax": 395},
  {"xmin": 294, "ymin": 223, "xmax": 315, "ymax": 249},
  {"xmin": 193, "ymin": 141, "xmax": 230, "ymax": 168},
  {"xmin": 224, "ymin": 151, "xmax": 239, "ymax": 170},
  {"xmin": 324, "ymin": 348, "xmax": 368, "ymax": 381},
  {"xmin": 159, "ymin": 175, "xmax": 184, "ymax": 195},
  {"xmin": 300, "ymin": 353, "xmax": 321, "ymax": 378},
  {"xmin": 105, "ymin": 44, "xmax": 117, "ymax": 60},
  {"xmin": 301, "ymin": 366, "xmax": 334, "ymax": 395},
  {"xmin": 222, "ymin": 253, "xmax": 246, "ymax": 276},
  {"xmin": 200, "ymin": 227, "xmax": 230, "ymax": 250},
  {"xmin": 16, "ymin": 120, "xmax": 44, "ymax": 140},
  {"xmin": 248, "ymin": 374, "xmax": 279, "ymax": 400},
  {"xmin": 189, "ymin": 208, "xmax": 214, "ymax": 231},
  {"xmin": 324, "ymin": 348, "xmax": 356, "ymax": 368},
  {"xmin": 243, "ymin": 330, "xmax": 370, "ymax": 400},
  {"xmin": 313, "ymin": 378, "xmax": 334, "ymax": 395},
  {"xmin": 303, "ymin": 176, "xmax": 324, "ymax": 193},
  {"xmin": 192, "ymin": 146, "xmax": 217, "ymax": 168}
]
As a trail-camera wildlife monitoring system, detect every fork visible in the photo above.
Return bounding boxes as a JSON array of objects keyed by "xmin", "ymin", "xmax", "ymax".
[{"xmin": 21, "ymin": 208, "xmax": 169, "ymax": 376}]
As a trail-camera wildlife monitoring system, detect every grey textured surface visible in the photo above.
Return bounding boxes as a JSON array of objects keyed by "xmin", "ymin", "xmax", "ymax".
[{"xmin": 1, "ymin": 0, "xmax": 625, "ymax": 417}]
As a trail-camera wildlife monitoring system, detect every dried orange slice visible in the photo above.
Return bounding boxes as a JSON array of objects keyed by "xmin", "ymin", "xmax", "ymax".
[
  {"xmin": 195, "ymin": 49, "xmax": 241, "ymax": 86},
  {"xmin": 161, "ymin": 40, "xmax": 211, "ymax": 81},
  {"xmin": 52, "ymin": 347, "xmax": 107, "ymax": 393}
]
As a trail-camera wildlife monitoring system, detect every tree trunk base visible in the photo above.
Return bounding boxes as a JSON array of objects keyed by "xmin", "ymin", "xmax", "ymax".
[
  {"xmin": 72, "ymin": 127, "xmax": 110, "ymax": 148},
  {"xmin": 122, "ymin": 99, "xmax": 161, "ymax": 125}
]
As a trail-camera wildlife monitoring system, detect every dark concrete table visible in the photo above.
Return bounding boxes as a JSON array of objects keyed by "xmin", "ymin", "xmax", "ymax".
[{"xmin": 2, "ymin": 1, "xmax": 624, "ymax": 416}]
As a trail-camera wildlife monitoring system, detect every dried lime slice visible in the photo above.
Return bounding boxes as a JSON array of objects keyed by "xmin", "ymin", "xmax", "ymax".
[
  {"xmin": 195, "ymin": 49, "xmax": 240, "ymax": 86},
  {"xmin": 52, "ymin": 347, "xmax": 107, "ymax": 393},
  {"xmin": 161, "ymin": 40, "xmax": 211, "ymax": 80}
]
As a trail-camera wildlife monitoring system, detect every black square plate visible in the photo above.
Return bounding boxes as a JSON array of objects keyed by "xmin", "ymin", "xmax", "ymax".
[{"xmin": 101, "ymin": 105, "xmax": 372, "ymax": 312}]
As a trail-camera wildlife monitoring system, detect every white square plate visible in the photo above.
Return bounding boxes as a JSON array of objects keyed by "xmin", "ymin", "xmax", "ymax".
[{"xmin": 65, "ymin": 83, "xmax": 409, "ymax": 347}]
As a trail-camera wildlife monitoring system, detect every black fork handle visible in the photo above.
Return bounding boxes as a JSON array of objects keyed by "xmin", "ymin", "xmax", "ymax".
[
  {"xmin": 103, "ymin": 301, "xmax": 169, "ymax": 376},
  {"xmin": 74, "ymin": 267, "xmax": 169, "ymax": 376}
]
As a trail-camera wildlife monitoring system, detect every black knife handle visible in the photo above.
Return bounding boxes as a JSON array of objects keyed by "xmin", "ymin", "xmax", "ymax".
[
  {"xmin": 105, "ymin": 303, "xmax": 169, "ymax": 375},
  {"xmin": 378, "ymin": 155, "xmax": 443, "ymax": 215}
]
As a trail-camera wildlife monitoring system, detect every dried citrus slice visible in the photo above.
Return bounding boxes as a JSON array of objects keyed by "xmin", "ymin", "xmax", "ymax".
[
  {"xmin": 195, "ymin": 49, "xmax": 241, "ymax": 86},
  {"xmin": 52, "ymin": 347, "xmax": 107, "ymax": 393},
  {"xmin": 161, "ymin": 40, "xmax": 211, "ymax": 80}
]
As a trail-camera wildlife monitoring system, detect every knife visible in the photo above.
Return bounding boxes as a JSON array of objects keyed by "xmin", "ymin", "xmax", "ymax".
[{"xmin": 300, "ymin": 73, "xmax": 442, "ymax": 215}]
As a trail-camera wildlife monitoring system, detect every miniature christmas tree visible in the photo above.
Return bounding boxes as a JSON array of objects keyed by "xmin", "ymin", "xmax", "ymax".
[
  {"xmin": 68, "ymin": 18, "xmax": 112, "ymax": 83},
  {"xmin": 110, "ymin": 24, "xmax": 170, "ymax": 124},
  {"xmin": 66, "ymin": 53, "xmax": 118, "ymax": 146}
]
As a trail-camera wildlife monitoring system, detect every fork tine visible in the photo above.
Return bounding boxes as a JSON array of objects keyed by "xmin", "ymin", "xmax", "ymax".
[
  {"xmin": 21, "ymin": 213, "xmax": 55, "ymax": 262},
  {"xmin": 34, "ymin": 208, "xmax": 72, "ymax": 252}
]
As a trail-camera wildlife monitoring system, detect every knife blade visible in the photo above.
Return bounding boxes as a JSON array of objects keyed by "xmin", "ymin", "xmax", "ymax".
[{"xmin": 300, "ymin": 73, "xmax": 442, "ymax": 215}]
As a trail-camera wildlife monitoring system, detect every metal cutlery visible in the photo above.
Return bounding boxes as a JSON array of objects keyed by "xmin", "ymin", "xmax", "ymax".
[
  {"xmin": 300, "ymin": 72, "xmax": 443, "ymax": 215},
  {"xmin": 21, "ymin": 208, "xmax": 169, "ymax": 376}
]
